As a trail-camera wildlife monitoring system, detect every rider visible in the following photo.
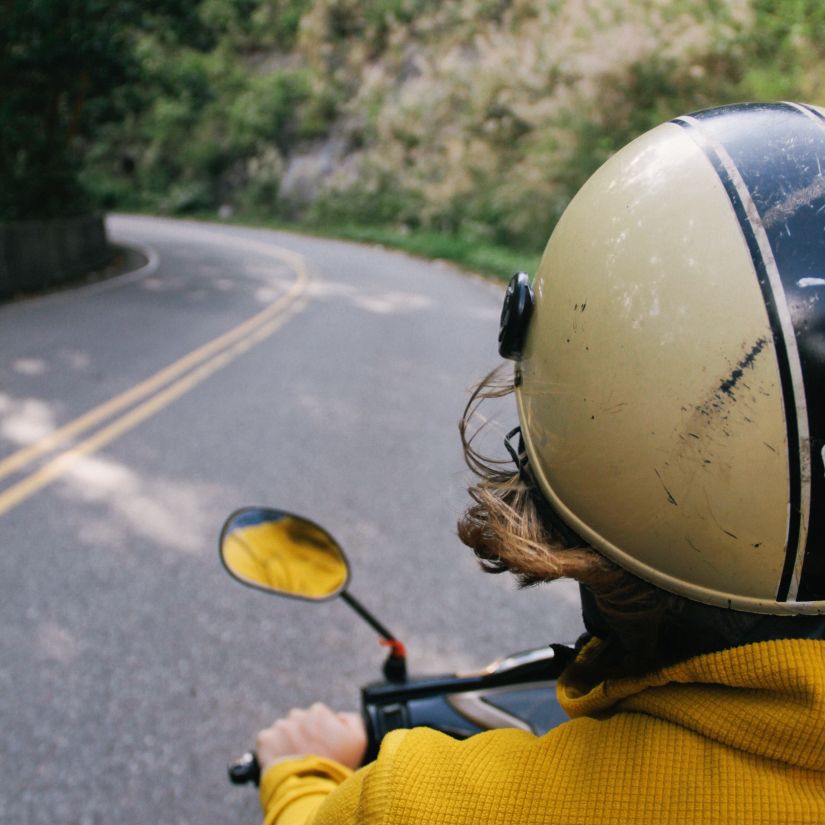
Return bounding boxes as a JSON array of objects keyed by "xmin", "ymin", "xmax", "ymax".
[{"xmin": 254, "ymin": 102, "xmax": 825, "ymax": 824}]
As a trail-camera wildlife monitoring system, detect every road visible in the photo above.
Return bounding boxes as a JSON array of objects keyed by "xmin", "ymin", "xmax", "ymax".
[{"xmin": 0, "ymin": 215, "xmax": 583, "ymax": 824}]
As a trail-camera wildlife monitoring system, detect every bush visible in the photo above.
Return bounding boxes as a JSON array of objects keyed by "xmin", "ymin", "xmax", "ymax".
[{"xmin": 75, "ymin": 0, "xmax": 825, "ymax": 258}]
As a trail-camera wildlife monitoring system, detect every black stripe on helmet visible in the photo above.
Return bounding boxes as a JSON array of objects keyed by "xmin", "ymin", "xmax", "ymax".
[{"xmin": 673, "ymin": 102, "xmax": 825, "ymax": 602}]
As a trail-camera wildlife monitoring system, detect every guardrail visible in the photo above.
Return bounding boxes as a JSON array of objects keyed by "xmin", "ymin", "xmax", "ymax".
[{"xmin": 0, "ymin": 214, "xmax": 112, "ymax": 300}]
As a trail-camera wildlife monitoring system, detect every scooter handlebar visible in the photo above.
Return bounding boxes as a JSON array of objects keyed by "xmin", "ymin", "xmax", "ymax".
[
  {"xmin": 227, "ymin": 645, "xmax": 576, "ymax": 788},
  {"xmin": 228, "ymin": 750, "xmax": 261, "ymax": 786}
]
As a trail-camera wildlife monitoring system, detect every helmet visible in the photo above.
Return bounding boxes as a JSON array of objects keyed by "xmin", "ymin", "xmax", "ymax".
[{"xmin": 499, "ymin": 102, "xmax": 825, "ymax": 615}]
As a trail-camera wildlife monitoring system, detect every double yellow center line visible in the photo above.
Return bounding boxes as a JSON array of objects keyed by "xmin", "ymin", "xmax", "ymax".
[{"xmin": 0, "ymin": 230, "xmax": 310, "ymax": 517}]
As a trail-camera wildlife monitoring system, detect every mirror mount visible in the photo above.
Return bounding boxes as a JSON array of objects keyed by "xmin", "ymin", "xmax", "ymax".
[{"xmin": 380, "ymin": 641, "xmax": 408, "ymax": 683}]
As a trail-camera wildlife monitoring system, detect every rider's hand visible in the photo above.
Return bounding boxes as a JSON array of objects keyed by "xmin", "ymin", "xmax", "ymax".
[{"xmin": 256, "ymin": 703, "xmax": 367, "ymax": 773}]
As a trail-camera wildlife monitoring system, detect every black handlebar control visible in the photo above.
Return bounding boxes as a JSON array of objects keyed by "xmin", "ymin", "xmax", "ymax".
[{"xmin": 228, "ymin": 751, "xmax": 261, "ymax": 786}]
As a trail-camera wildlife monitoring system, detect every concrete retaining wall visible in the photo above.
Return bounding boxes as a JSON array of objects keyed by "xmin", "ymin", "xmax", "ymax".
[{"xmin": 0, "ymin": 214, "xmax": 112, "ymax": 300}]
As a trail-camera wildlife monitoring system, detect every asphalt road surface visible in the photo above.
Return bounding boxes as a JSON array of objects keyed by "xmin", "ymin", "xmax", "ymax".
[{"xmin": 0, "ymin": 215, "xmax": 583, "ymax": 824}]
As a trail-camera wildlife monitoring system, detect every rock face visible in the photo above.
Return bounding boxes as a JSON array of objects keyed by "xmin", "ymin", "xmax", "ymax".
[
  {"xmin": 0, "ymin": 215, "xmax": 112, "ymax": 300},
  {"xmin": 277, "ymin": 134, "xmax": 354, "ymax": 213},
  {"xmin": 265, "ymin": 1, "xmax": 751, "ymax": 246}
]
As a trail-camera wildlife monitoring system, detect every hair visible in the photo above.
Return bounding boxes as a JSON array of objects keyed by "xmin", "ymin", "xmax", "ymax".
[{"xmin": 456, "ymin": 367, "xmax": 757, "ymax": 683}]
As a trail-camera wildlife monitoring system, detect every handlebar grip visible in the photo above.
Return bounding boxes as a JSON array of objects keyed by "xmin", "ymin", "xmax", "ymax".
[{"xmin": 228, "ymin": 751, "xmax": 261, "ymax": 786}]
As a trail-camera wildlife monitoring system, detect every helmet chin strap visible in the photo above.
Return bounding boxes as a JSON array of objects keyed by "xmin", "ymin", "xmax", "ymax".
[{"xmin": 504, "ymin": 426, "xmax": 583, "ymax": 548}]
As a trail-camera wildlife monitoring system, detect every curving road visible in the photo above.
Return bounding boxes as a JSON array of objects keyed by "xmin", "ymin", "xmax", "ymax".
[{"xmin": 0, "ymin": 215, "xmax": 582, "ymax": 824}]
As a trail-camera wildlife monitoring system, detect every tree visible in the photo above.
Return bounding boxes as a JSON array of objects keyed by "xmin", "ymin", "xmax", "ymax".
[{"xmin": 0, "ymin": 0, "xmax": 209, "ymax": 220}]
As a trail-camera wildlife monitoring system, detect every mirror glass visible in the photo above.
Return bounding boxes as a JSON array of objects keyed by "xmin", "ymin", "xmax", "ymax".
[{"xmin": 220, "ymin": 508, "xmax": 349, "ymax": 601}]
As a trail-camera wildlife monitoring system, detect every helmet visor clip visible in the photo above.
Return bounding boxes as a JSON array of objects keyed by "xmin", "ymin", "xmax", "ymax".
[{"xmin": 498, "ymin": 272, "xmax": 534, "ymax": 361}]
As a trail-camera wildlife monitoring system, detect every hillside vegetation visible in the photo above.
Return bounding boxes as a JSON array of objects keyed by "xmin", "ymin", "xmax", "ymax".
[{"xmin": 69, "ymin": 1, "xmax": 825, "ymax": 269}]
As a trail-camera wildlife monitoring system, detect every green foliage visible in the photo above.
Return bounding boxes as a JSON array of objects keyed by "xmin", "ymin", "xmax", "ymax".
[
  {"xmin": 10, "ymin": 0, "xmax": 825, "ymax": 267},
  {"xmin": 307, "ymin": 175, "xmax": 425, "ymax": 229},
  {"xmin": 81, "ymin": 10, "xmax": 338, "ymax": 215},
  {"xmin": 0, "ymin": 0, "xmax": 208, "ymax": 219},
  {"xmin": 737, "ymin": 0, "xmax": 825, "ymax": 100},
  {"xmin": 199, "ymin": 0, "xmax": 313, "ymax": 49},
  {"xmin": 319, "ymin": 0, "xmax": 432, "ymax": 38}
]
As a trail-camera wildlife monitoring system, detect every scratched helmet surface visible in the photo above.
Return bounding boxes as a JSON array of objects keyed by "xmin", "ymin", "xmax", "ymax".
[{"xmin": 513, "ymin": 102, "xmax": 825, "ymax": 614}]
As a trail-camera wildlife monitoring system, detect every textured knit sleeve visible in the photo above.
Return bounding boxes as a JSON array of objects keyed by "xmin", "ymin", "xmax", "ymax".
[
  {"xmin": 257, "ymin": 726, "xmax": 540, "ymax": 825},
  {"xmin": 259, "ymin": 754, "xmax": 355, "ymax": 825},
  {"xmin": 259, "ymin": 731, "xmax": 410, "ymax": 825},
  {"xmin": 311, "ymin": 727, "xmax": 544, "ymax": 825}
]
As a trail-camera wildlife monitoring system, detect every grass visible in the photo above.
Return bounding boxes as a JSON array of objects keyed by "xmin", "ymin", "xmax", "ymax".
[
  {"xmin": 324, "ymin": 224, "xmax": 543, "ymax": 282},
  {"xmin": 201, "ymin": 211, "xmax": 543, "ymax": 283}
]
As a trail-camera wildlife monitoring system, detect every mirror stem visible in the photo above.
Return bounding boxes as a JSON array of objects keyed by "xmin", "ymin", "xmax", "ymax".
[
  {"xmin": 340, "ymin": 591, "xmax": 407, "ymax": 682},
  {"xmin": 341, "ymin": 591, "xmax": 401, "ymax": 645}
]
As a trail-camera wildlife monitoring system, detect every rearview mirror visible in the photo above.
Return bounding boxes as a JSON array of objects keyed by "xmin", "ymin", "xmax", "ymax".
[{"xmin": 220, "ymin": 508, "xmax": 349, "ymax": 601}]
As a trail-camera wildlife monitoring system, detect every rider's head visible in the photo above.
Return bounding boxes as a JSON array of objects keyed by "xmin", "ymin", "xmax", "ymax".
[{"xmin": 459, "ymin": 102, "xmax": 825, "ymax": 677}]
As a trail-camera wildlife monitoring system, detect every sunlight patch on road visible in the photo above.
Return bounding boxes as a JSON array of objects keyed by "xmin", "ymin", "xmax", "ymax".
[
  {"xmin": 0, "ymin": 394, "xmax": 57, "ymax": 445},
  {"xmin": 60, "ymin": 452, "xmax": 220, "ymax": 555},
  {"xmin": 139, "ymin": 277, "xmax": 165, "ymax": 291},
  {"xmin": 62, "ymin": 449, "xmax": 134, "ymax": 491},
  {"xmin": 305, "ymin": 278, "xmax": 433, "ymax": 314},
  {"xmin": 36, "ymin": 621, "xmax": 81, "ymax": 664},
  {"xmin": 353, "ymin": 291, "xmax": 432, "ymax": 314},
  {"xmin": 13, "ymin": 357, "xmax": 48, "ymax": 376},
  {"xmin": 466, "ymin": 304, "xmax": 503, "ymax": 322},
  {"xmin": 254, "ymin": 286, "xmax": 287, "ymax": 303},
  {"xmin": 59, "ymin": 350, "xmax": 91, "ymax": 370},
  {"xmin": 296, "ymin": 391, "xmax": 361, "ymax": 432}
]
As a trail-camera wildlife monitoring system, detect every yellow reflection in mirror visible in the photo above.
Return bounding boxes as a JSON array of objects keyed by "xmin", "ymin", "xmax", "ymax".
[{"xmin": 221, "ymin": 509, "xmax": 348, "ymax": 600}]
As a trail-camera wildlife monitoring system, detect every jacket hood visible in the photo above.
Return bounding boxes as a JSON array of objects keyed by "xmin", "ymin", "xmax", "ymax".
[{"xmin": 558, "ymin": 638, "xmax": 825, "ymax": 771}]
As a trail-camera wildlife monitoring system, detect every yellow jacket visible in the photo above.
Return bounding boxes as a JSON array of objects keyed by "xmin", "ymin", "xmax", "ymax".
[{"xmin": 260, "ymin": 638, "xmax": 825, "ymax": 824}]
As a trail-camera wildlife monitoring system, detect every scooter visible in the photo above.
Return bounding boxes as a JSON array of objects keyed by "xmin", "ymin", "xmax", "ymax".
[{"xmin": 220, "ymin": 506, "xmax": 577, "ymax": 785}]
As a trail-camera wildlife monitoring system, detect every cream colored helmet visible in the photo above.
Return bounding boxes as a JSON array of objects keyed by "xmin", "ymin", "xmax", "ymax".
[{"xmin": 500, "ymin": 102, "xmax": 825, "ymax": 615}]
